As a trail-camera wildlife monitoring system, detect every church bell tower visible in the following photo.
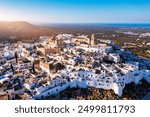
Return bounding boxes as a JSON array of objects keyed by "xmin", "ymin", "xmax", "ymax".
[{"xmin": 91, "ymin": 34, "xmax": 95, "ymax": 46}]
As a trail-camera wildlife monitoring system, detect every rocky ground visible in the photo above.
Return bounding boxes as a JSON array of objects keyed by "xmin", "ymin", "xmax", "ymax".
[{"xmin": 122, "ymin": 79, "xmax": 150, "ymax": 100}]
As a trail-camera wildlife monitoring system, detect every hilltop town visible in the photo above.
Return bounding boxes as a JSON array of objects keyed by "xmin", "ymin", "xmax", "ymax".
[{"xmin": 0, "ymin": 33, "xmax": 150, "ymax": 100}]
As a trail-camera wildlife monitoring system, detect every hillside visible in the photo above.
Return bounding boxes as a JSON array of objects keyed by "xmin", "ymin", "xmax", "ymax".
[
  {"xmin": 0, "ymin": 21, "xmax": 61, "ymax": 43},
  {"xmin": 0, "ymin": 21, "xmax": 34, "ymax": 28}
]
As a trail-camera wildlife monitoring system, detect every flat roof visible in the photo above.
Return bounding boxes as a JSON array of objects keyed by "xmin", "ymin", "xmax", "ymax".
[{"xmin": 0, "ymin": 75, "xmax": 8, "ymax": 80}]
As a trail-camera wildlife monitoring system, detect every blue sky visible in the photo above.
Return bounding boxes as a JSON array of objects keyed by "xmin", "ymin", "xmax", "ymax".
[{"xmin": 0, "ymin": 0, "xmax": 149, "ymax": 23}]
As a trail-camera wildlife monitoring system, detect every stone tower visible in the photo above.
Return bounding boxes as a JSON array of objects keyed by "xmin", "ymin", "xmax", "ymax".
[
  {"xmin": 88, "ymin": 38, "xmax": 91, "ymax": 45},
  {"xmin": 91, "ymin": 34, "xmax": 95, "ymax": 46}
]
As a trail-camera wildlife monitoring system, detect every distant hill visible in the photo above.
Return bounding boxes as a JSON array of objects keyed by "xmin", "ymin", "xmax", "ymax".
[
  {"xmin": 0, "ymin": 21, "xmax": 61, "ymax": 42},
  {"xmin": 0, "ymin": 21, "xmax": 34, "ymax": 28}
]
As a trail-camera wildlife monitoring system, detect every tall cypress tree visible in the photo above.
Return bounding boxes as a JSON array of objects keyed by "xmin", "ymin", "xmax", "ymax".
[
  {"xmin": 11, "ymin": 63, "xmax": 14, "ymax": 75},
  {"xmin": 14, "ymin": 51, "xmax": 18, "ymax": 63},
  {"xmin": 32, "ymin": 62, "xmax": 35, "ymax": 73}
]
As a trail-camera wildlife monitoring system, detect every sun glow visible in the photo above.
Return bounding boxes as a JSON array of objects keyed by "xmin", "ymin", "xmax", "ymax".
[{"xmin": 0, "ymin": 10, "xmax": 17, "ymax": 21}]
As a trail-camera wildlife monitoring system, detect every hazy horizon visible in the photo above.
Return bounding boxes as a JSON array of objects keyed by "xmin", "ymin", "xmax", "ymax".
[{"xmin": 1, "ymin": 20, "xmax": 150, "ymax": 28}]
